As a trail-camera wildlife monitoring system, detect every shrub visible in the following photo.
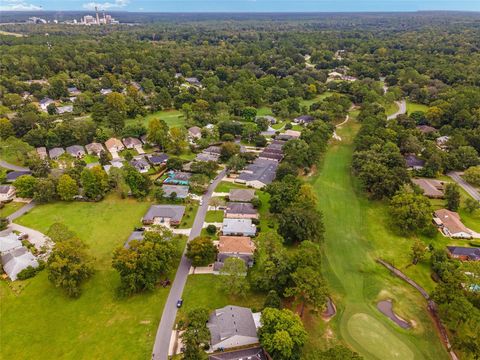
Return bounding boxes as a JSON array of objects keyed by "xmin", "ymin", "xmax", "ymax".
[
  {"xmin": 16, "ymin": 266, "xmax": 38, "ymax": 280},
  {"xmin": 206, "ymin": 224, "xmax": 217, "ymax": 235}
]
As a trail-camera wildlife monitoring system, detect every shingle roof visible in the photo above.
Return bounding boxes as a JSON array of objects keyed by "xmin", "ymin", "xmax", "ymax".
[
  {"xmin": 147, "ymin": 153, "xmax": 169, "ymax": 165},
  {"xmin": 218, "ymin": 236, "xmax": 255, "ymax": 254},
  {"xmin": 404, "ymin": 154, "xmax": 425, "ymax": 168},
  {"xmin": 237, "ymin": 158, "xmax": 278, "ymax": 185},
  {"xmin": 49, "ymin": 147, "xmax": 65, "ymax": 159},
  {"xmin": 412, "ymin": 178, "xmax": 444, "ymax": 198},
  {"xmin": 229, "ymin": 189, "xmax": 255, "ymax": 202},
  {"xmin": 207, "ymin": 306, "xmax": 258, "ymax": 346},
  {"xmin": 1, "ymin": 246, "xmax": 38, "ymax": 281},
  {"xmin": 6, "ymin": 171, "xmax": 31, "ymax": 182},
  {"xmin": 0, "ymin": 233, "xmax": 22, "ymax": 254},
  {"xmin": 226, "ymin": 202, "xmax": 258, "ymax": 216},
  {"xmin": 447, "ymin": 246, "xmax": 480, "ymax": 261},
  {"xmin": 142, "ymin": 205, "xmax": 185, "ymax": 223},
  {"xmin": 66, "ymin": 145, "xmax": 85, "ymax": 156},
  {"xmin": 209, "ymin": 347, "xmax": 266, "ymax": 360},
  {"xmin": 162, "ymin": 185, "xmax": 189, "ymax": 199},
  {"xmin": 122, "ymin": 137, "xmax": 142, "ymax": 147},
  {"xmin": 0, "ymin": 185, "xmax": 14, "ymax": 194},
  {"xmin": 222, "ymin": 219, "xmax": 256, "ymax": 235},
  {"xmin": 85, "ymin": 142, "xmax": 105, "ymax": 154},
  {"xmin": 434, "ymin": 209, "xmax": 472, "ymax": 236}
]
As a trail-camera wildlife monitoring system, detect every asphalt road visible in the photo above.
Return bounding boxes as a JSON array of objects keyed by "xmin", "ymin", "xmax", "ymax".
[
  {"xmin": 0, "ymin": 159, "xmax": 30, "ymax": 172},
  {"xmin": 447, "ymin": 172, "xmax": 480, "ymax": 201},
  {"xmin": 387, "ymin": 99, "xmax": 407, "ymax": 120},
  {"xmin": 152, "ymin": 169, "xmax": 226, "ymax": 360},
  {"xmin": 7, "ymin": 201, "xmax": 36, "ymax": 221}
]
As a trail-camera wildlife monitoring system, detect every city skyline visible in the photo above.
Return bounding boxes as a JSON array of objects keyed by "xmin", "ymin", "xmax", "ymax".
[{"xmin": 1, "ymin": 0, "xmax": 480, "ymax": 12}]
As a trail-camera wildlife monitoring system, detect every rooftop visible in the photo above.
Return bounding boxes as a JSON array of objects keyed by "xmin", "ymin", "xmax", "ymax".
[
  {"xmin": 226, "ymin": 202, "xmax": 258, "ymax": 215},
  {"xmin": 447, "ymin": 246, "xmax": 480, "ymax": 261},
  {"xmin": 143, "ymin": 205, "xmax": 186, "ymax": 223},
  {"xmin": 434, "ymin": 209, "xmax": 472, "ymax": 236},
  {"xmin": 207, "ymin": 305, "xmax": 258, "ymax": 346},
  {"xmin": 229, "ymin": 189, "xmax": 255, "ymax": 202},
  {"xmin": 218, "ymin": 236, "xmax": 255, "ymax": 254}
]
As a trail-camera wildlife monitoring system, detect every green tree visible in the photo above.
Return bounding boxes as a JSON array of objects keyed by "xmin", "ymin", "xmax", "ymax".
[
  {"xmin": 122, "ymin": 164, "xmax": 151, "ymax": 198},
  {"xmin": 46, "ymin": 223, "xmax": 77, "ymax": 243},
  {"xmin": 147, "ymin": 118, "xmax": 170, "ymax": 150},
  {"xmin": 463, "ymin": 166, "xmax": 480, "ymax": 187},
  {"xmin": 33, "ymin": 177, "xmax": 57, "ymax": 203},
  {"xmin": 57, "ymin": 174, "xmax": 79, "ymax": 201},
  {"xmin": 284, "ymin": 266, "xmax": 328, "ymax": 317},
  {"xmin": 411, "ymin": 239, "xmax": 427, "ymax": 265},
  {"xmin": 168, "ymin": 127, "xmax": 187, "ymax": 155},
  {"xmin": 278, "ymin": 204, "xmax": 324, "ymax": 244},
  {"xmin": 47, "ymin": 238, "xmax": 94, "ymax": 298},
  {"xmin": 186, "ymin": 236, "xmax": 217, "ymax": 267},
  {"xmin": 464, "ymin": 198, "xmax": 480, "ymax": 214},
  {"xmin": 181, "ymin": 308, "xmax": 210, "ymax": 360},
  {"xmin": 242, "ymin": 106, "xmax": 257, "ymax": 121},
  {"xmin": 0, "ymin": 118, "xmax": 14, "ymax": 139},
  {"xmin": 80, "ymin": 166, "xmax": 108, "ymax": 200},
  {"xmin": 220, "ymin": 142, "xmax": 240, "ymax": 161},
  {"xmin": 13, "ymin": 175, "xmax": 37, "ymax": 198},
  {"xmin": 219, "ymin": 257, "xmax": 249, "ymax": 297},
  {"xmin": 445, "ymin": 183, "xmax": 461, "ymax": 211},
  {"xmin": 259, "ymin": 308, "xmax": 307, "ymax": 360},
  {"xmin": 389, "ymin": 185, "xmax": 433, "ymax": 235}
]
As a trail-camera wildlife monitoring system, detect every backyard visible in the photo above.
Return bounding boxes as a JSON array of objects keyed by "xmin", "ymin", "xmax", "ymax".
[
  {"xmin": 0, "ymin": 201, "xmax": 24, "ymax": 217},
  {"xmin": 305, "ymin": 119, "xmax": 449, "ymax": 359},
  {"xmin": 0, "ymin": 195, "xmax": 184, "ymax": 360},
  {"xmin": 127, "ymin": 109, "xmax": 185, "ymax": 128}
]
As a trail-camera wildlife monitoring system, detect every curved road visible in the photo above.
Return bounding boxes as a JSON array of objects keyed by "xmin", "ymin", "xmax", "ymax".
[
  {"xmin": 152, "ymin": 169, "xmax": 226, "ymax": 360},
  {"xmin": 387, "ymin": 100, "xmax": 407, "ymax": 120},
  {"xmin": 0, "ymin": 159, "xmax": 30, "ymax": 172}
]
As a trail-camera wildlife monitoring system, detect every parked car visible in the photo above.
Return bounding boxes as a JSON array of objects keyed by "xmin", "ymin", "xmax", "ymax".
[{"xmin": 176, "ymin": 299, "xmax": 183, "ymax": 308}]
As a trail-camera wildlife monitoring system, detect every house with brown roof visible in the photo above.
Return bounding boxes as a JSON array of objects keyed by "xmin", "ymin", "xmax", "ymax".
[
  {"xmin": 188, "ymin": 126, "xmax": 202, "ymax": 140},
  {"xmin": 122, "ymin": 137, "xmax": 142, "ymax": 149},
  {"xmin": 36, "ymin": 147, "xmax": 48, "ymax": 160},
  {"xmin": 105, "ymin": 138, "xmax": 124, "ymax": 153},
  {"xmin": 433, "ymin": 209, "xmax": 473, "ymax": 239},
  {"xmin": 225, "ymin": 202, "xmax": 258, "ymax": 219},
  {"xmin": 412, "ymin": 178, "xmax": 445, "ymax": 198},
  {"xmin": 85, "ymin": 142, "xmax": 105, "ymax": 156},
  {"xmin": 214, "ymin": 236, "xmax": 256, "ymax": 271},
  {"xmin": 447, "ymin": 246, "xmax": 480, "ymax": 261}
]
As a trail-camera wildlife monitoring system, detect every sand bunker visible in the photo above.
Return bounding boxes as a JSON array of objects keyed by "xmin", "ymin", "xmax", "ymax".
[{"xmin": 377, "ymin": 299, "xmax": 411, "ymax": 329}]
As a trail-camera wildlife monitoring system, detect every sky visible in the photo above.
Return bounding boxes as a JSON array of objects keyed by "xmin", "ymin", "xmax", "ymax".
[{"xmin": 1, "ymin": 0, "xmax": 479, "ymax": 12}]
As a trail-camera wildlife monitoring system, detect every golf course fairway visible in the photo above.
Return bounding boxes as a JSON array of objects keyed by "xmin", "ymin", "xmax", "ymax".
[{"xmin": 310, "ymin": 119, "xmax": 449, "ymax": 360}]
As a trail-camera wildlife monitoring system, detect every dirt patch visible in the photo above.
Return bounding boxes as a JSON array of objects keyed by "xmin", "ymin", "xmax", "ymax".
[{"xmin": 377, "ymin": 299, "xmax": 411, "ymax": 329}]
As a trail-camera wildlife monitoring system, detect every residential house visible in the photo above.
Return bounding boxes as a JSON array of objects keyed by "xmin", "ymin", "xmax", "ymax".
[
  {"xmin": 436, "ymin": 136, "xmax": 450, "ymax": 150},
  {"xmin": 68, "ymin": 86, "xmax": 81, "ymax": 96},
  {"xmin": 222, "ymin": 218, "xmax": 257, "ymax": 237},
  {"xmin": 130, "ymin": 158, "xmax": 150, "ymax": 173},
  {"xmin": 196, "ymin": 152, "xmax": 219, "ymax": 162},
  {"xmin": 447, "ymin": 246, "xmax": 480, "ymax": 261},
  {"xmin": 0, "ymin": 233, "xmax": 22, "ymax": 255},
  {"xmin": 280, "ymin": 129, "xmax": 301, "ymax": 139},
  {"xmin": 204, "ymin": 146, "xmax": 222, "ymax": 156},
  {"xmin": 416, "ymin": 125, "xmax": 437, "ymax": 134},
  {"xmin": 105, "ymin": 138, "xmax": 125, "ymax": 156},
  {"xmin": 6, "ymin": 171, "xmax": 31, "ymax": 183},
  {"xmin": 185, "ymin": 77, "xmax": 202, "ymax": 87},
  {"xmin": 404, "ymin": 154, "xmax": 425, "ymax": 170},
  {"xmin": 66, "ymin": 145, "xmax": 85, "ymax": 158},
  {"xmin": 48, "ymin": 147, "xmax": 65, "ymax": 160},
  {"xmin": 188, "ymin": 126, "xmax": 202, "ymax": 141},
  {"xmin": 142, "ymin": 205, "xmax": 186, "ymax": 226},
  {"xmin": 433, "ymin": 209, "xmax": 473, "ymax": 239},
  {"xmin": 225, "ymin": 202, "xmax": 258, "ymax": 219},
  {"xmin": 1, "ymin": 247, "xmax": 38, "ymax": 281},
  {"xmin": 256, "ymin": 115, "xmax": 276, "ymax": 124},
  {"xmin": 208, "ymin": 347, "xmax": 267, "ymax": 360},
  {"xmin": 100, "ymin": 88, "xmax": 112, "ymax": 95},
  {"xmin": 293, "ymin": 115, "xmax": 314, "ymax": 125},
  {"xmin": 39, "ymin": 97, "xmax": 54, "ymax": 111},
  {"xmin": 207, "ymin": 305, "xmax": 260, "ymax": 351},
  {"xmin": 122, "ymin": 137, "xmax": 143, "ymax": 149},
  {"xmin": 164, "ymin": 171, "xmax": 192, "ymax": 186},
  {"xmin": 228, "ymin": 189, "xmax": 255, "ymax": 202},
  {"xmin": 214, "ymin": 236, "xmax": 256, "ymax": 271},
  {"xmin": 236, "ymin": 158, "xmax": 278, "ymax": 188},
  {"xmin": 85, "ymin": 142, "xmax": 105, "ymax": 156},
  {"xmin": 36, "ymin": 147, "xmax": 48, "ymax": 160},
  {"xmin": 412, "ymin": 178, "xmax": 445, "ymax": 198},
  {"xmin": 57, "ymin": 105, "xmax": 73, "ymax": 114},
  {"xmin": 0, "ymin": 185, "xmax": 16, "ymax": 202},
  {"xmin": 258, "ymin": 150, "xmax": 283, "ymax": 162},
  {"xmin": 162, "ymin": 185, "xmax": 189, "ymax": 199},
  {"xmin": 147, "ymin": 153, "xmax": 169, "ymax": 166}
]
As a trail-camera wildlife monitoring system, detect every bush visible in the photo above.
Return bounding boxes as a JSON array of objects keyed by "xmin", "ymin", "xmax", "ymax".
[
  {"xmin": 470, "ymin": 240, "xmax": 480, "ymax": 247},
  {"xmin": 16, "ymin": 266, "xmax": 38, "ymax": 280},
  {"xmin": 206, "ymin": 224, "xmax": 217, "ymax": 235}
]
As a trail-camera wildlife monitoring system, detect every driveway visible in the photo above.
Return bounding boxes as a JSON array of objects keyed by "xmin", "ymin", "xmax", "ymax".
[
  {"xmin": 387, "ymin": 100, "xmax": 407, "ymax": 120},
  {"xmin": 152, "ymin": 169, "xmax": 226, "ymax": 360},
  {"xmin": 0, "ymin": 159, "xmax": 30, "ymax": 172},
  {"xmin": 447, "ymin": 172, "xmax": 480, "ymax": 201},
  {"xmin": 8, "ymin": 223, "xmax": 53, "ymax": 253},
  {"xmin": 7, "ymin": 201, "xmax": 36, "ymax": 222}
]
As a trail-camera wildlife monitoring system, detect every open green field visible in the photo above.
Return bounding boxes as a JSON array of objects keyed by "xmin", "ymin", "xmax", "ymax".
[
  {"xmin": 127, "ymin": 109, "xmax": 185, "ymax": 128},
  {"xmin": 0, "ymin": 201, "xmax": 24, "ymax": 217},
  {"xmin": 178, "ymin": 274, "xmax": 265, "ymax": 317},
  {"xmin": 300, "ymin": 91, "xmax": 334, "ymax": 108},
  {"xmin": 0, "ymin": 195, "xmax": 184, "ymax": 360},
  {"xmin": 407, "ymin": 102, "xmax": 428, "ymax": 114},
  {"xmin": 305, "ymin": 120, "xmax": 449, "ymax": 359}
]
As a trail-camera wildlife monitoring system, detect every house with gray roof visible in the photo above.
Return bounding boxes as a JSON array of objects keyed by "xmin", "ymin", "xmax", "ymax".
[
  {"xmin": 228, "ymin": 189, "xmax": 255, "ymax": 202},
  {"xmin": 0, "ymin": 233, "xmax": 22, "ymax": 255},
  {"xmin": 1, "ymin": 247, "xmax": 38, "ymax": 281},
  {"xmin": 225, "ymin": 202, "xmax": 258, "ymax": 219},
  {"xmin": 196, "ymin": 152, "xmax": 219, "ymax": 162},
  {"xmin": 222, "ymin": 218, "xmax": 257, "ymax": 237},
  {"xmin": 48, "ymin": 147, "xmax": 65, "ymax": 160},
  {"xmin": 209, "ymin": 347, "xmax": 266, "ymax": 360},
  {"xmin": 447, "ymin": 246, "xmax": 480, "ymax": 261},
  {"xmin": 85, "ymin": 142, "xmax": 105, "ymax": 156},
  {"xmin": 57, "ymin": 105, "xmax": 73, "ymax": 114},
  {"xmin": 188, "ymin": 126, "xmax": 202, "ymax": 140},
  {"xmin": 147, "ymin": 153, "xmax": 169, "ymax": 166},
  {"xmin": 122, "ymin": 137, "xmax": 143, "ymax": 149},
  {"xmin": 130, "ymin": 158, "xmax": 150, "ymax": 173},
  {"xmin": 236, "ymin": 158, "xmax": 278, "ymax": 189},
  {"xmin": 66, "ymin": 145, "xmax": 85, "ymax": 158},
  {"xmin": 404, "ymin": 154, "xmax": 425, "ymax": 170},
  {"xmin": 6, "ymin": 171, "xmax": 31, "ymax": 183},
  {"xmin": 207, "ymin": 305, "xmax": 260, "ymax": 351},
  {"xmin": 142, "ymin": 205, "xmax": 186, "ymax": 226},
  {"xmin": 162, "ymin": 185, "xmax": 189, "ymax": 199},
  {"xmin": 0, "ymin": 185, "xmax": 16, "ymax": 202},
  {"xmin": 294, "ymin": 114, "xmax": 314, "ymax": 125}
]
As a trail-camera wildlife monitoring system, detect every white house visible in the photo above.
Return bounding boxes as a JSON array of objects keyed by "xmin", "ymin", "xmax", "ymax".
[{"xmin": 0, "ymin": 185, "xmax": 16, "ymax": 202}]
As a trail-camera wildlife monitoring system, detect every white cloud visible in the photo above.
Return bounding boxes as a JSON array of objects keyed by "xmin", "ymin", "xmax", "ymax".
[
  {"xmin": 0, "ymin": 0, "xmax": 42, "ymax": 11},
  {"xmin": 82, "ymin": 0, "xmax": 129, "ymax": 10}
]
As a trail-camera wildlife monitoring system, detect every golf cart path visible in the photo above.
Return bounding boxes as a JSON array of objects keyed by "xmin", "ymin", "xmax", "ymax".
[
  {"xmin": 332, "ymin": 114, "xmax": 349, "ymax": 141},
  {"xmin": 0, "ymin": 159, "xmax": 30, "ymax": 171},
  {"xmin": 387, "ymin": 100, "xmax": 407, "ymax": 120}
]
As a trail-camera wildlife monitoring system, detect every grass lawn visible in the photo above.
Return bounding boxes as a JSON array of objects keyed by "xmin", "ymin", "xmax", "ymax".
[
  {"xmin": 83, "ymin": 154, "xmax": 99, "ymax": 164},
  {"xmin": 214, "ymin": 181, "xmax": 247, "ymax": 193},
  {"xmin": 127, "ymin": 109, "xmax": 185, "ymax": 128},
  {"xmin": 205, "ymin": 210, "xmax": 224, "ymax": 223},
  {"xmin": 0, "ymin": 195, "xmax": 186, "ymax": 360},
  {"xmin": 385, "ymin": 101, "xmax": 400, "ymax": 116},
  {"xmin": 0, "ymin": 201, "xmax": 24, "ymax": 217},
  {"xmin": 178, "ymin": 274, "xmax": 266, "ymax": 318},
  {"xmin": 406, "ymin": 102, "xmax": 428, "ymax": 114},
  {"xmin": 305, "ymin": 120, "xmax": 449, "ymax": 359},
  {"xmin": 256, "ymin": 106, "xmax": 273, "ymax": 117},
  {"xmin": 178, "ymin": 202, "xmax": 199, "ymax": 229},
  {"xmin": 300, "ymin": 92, "xmax": 334, "ymax": 109}
]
